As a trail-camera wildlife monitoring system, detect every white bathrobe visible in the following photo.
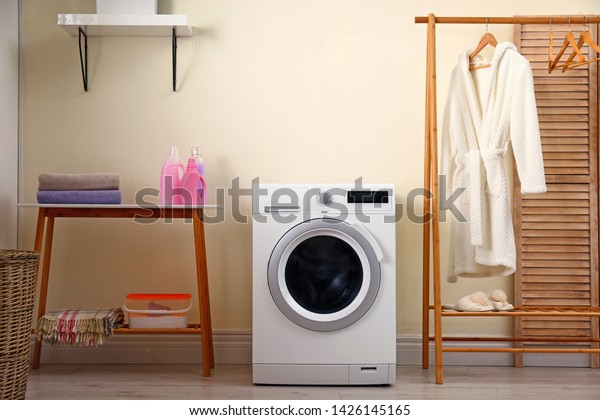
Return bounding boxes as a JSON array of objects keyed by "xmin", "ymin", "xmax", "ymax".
[{"xmin": 441, "ymin": 42, "xmax": 547, "ymax": 282}]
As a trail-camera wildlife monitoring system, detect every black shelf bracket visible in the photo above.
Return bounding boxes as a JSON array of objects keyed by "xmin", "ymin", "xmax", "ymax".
[
  {"xmin": 172, "ymin": 26, "xmax": 177, "ymax": 92},
  {"xmin": 78, "ymin": 27, "xmax": 88, "ymax": 92},
  {"xmin": 74, "ymin": 25, "xmax": 181, "ymax": 92}
]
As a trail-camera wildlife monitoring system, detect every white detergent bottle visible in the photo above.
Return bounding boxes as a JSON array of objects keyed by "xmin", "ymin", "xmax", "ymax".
[
  {"xmin": 191, "ymin": 145, "xmax": 205, "ymax": 177},
  {"xmin": 159, "ymin": 147, "xmax": 185, "ymax": 205},
  {"xmin": 191, "ymin": 145, "xmax": 206, "ymax": 202}
]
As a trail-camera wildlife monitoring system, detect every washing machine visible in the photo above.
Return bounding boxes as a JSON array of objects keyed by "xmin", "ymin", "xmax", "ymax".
[{"xmin": 252, "ymin": 183, "xmax": 396, "ymax": 385}]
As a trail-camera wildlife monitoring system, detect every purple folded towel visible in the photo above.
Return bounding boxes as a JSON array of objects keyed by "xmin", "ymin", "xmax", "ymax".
[
  {"xmin": 38, "ymin": 173, "xmax": 120, "ymax": 191},
  {"xmin": 36, "ymin": 190, "xmax": 122, "ymax": 205}
]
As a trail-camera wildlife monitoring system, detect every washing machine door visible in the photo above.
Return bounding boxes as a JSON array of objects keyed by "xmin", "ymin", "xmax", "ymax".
[{"xmin": 267, "ymin": 218, "xmax": 383, "ymax": 332}]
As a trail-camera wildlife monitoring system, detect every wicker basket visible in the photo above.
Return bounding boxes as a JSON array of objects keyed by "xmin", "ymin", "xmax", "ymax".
[{"xmin": 0, "ymin": 249, "xmax": 38, "ymax": 400}]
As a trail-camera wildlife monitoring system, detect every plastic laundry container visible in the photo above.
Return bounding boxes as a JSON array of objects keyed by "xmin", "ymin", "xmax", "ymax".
[
  {"xmin": 0, "ymin": 249, "xmax": 39, "ymax": 400},
  {"xmin": 124, "ymin": 293, "xmax": 192, "ymax": 329}
]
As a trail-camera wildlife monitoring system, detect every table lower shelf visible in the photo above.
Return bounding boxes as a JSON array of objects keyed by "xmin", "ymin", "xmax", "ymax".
[{"xmin": 113, "ymin": 324, "xmax": 203, "ymax": 334}]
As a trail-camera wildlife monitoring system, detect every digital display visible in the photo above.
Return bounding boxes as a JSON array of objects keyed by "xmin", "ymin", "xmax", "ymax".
[{"xmin": 347, "ymin": 190, "xmax": 390, "ymax": 204}]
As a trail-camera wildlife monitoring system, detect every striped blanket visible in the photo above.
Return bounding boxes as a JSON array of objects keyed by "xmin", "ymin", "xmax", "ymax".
[{"xmin": 36, "ymin": 308, "xmax": 125, "ymax": 346}]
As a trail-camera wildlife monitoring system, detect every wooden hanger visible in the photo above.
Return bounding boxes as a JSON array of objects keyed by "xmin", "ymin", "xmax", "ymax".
[
  {"xmin": 561, "ymin": 20, "xmax": 600, "ymax": 72},
  {"xmin": 469, "ymin": 19, "xmax": 498, "ymax": 70},
  {"xmin": 549, "ymin": 17, "xmax": 586, "ymax": 74}
]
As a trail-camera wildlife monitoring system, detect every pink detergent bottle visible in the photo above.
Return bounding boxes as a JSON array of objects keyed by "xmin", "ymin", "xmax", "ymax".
[
  {"xmin": 159, "ymin": 147, "xmax": 186, "ymax": 205},
  {"xmin": 180, "ymin": 157, "xmax": 207, "ymax": 205}
]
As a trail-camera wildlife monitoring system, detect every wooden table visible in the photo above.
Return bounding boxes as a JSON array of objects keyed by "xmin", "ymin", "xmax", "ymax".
[{"xmin": 17, "ymin": 204, "xmax": 216, "ymax": 377}]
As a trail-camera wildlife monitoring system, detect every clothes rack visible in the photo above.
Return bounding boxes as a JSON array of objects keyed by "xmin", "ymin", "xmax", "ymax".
[{"xmin": 415, "ymin": 14, "xmax": 600, "ymax": 384}]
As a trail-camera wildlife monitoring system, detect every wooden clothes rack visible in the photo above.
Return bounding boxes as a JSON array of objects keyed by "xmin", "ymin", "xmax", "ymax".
[{"xmin": 415, "ymin": 14, "xmax": 600, "ymax": 384}]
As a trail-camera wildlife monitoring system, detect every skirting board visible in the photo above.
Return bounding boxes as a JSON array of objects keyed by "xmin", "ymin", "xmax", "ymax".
[{"xmin": 31, "ymin": 333, "xmax": 592, "ymax": 367}]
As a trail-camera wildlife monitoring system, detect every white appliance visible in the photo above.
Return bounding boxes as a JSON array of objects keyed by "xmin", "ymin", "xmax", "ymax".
[{"xmin": 252, "ymin": 183, "xmax": 396, "ymax": 385}]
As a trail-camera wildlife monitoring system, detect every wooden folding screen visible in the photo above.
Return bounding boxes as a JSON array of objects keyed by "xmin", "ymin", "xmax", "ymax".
[{"xmin": 513, "ymin": 20, "xmax": 599, "ymax": 367}]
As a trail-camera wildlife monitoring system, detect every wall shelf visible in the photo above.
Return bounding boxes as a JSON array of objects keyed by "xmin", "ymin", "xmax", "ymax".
[
  {"xmin": 57, "ymin": 13, "xmax": 193, "ymax": 91},
  {"xmin": 58, "ymin": 14, "xmax": 192, "ymax": 37}
]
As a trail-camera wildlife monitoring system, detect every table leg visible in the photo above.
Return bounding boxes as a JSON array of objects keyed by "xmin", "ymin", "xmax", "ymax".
[
  {"xmin": 32, "ymin": 214, "xmax": 55, "ymax": 369},
  {"xmin": 193, "ymin": 209, "xmax": 214, "ymax": 376},
  {"xmin": 31, "ymin": 209, "xmax": 46, "ymax": 369}
]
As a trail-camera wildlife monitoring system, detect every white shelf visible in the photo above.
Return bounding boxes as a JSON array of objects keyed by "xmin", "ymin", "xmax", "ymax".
[
  {"xmin": 57, "ymin": 13, "xmax": 192, "ymax": 91},
  {"xmin": 57, "ymin": 13, "xmax": 192, "ymax": 37}
]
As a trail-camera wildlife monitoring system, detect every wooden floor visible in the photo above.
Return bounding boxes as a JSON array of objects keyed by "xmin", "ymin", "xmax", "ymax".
[{"xmin": 24, "ymin": 364, "xmax": 600, "ymax": 400}]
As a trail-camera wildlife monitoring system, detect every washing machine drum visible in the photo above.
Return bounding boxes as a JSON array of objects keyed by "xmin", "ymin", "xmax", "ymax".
[{"xmin": 267, "ymin": 218, "xmax": 382, "ymax": 332}]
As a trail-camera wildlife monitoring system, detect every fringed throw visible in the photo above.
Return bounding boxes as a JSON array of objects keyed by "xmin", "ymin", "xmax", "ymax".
[{"xmin": 36, "ymin": 308, "xmax": 125, "ymax": 346}]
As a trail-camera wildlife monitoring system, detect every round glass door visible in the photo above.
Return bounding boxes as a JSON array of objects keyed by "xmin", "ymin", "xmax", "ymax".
[
  {"xmin": 268, "ymin": 218, "xmax": 381, "ymax": 332},
  {"xmin": 285, "ymin": 235, "xmax": 363, "ymax": 314}
]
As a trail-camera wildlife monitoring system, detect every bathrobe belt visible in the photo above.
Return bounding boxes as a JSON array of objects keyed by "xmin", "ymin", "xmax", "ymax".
[{"xmin": 456, "ymin": 148, "xmax": 505, "ymax": 246}]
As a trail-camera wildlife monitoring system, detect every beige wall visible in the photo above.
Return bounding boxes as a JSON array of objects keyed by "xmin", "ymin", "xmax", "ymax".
[{"xmin": 20, "ymin": 0, "xmax": 600, "ymax": 338}]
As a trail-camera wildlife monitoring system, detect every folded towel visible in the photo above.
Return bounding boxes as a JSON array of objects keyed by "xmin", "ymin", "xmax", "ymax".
[
  {"xmin": 35, "ymin": 308, "xmax": 125, "ymax": 346},
  {"xmin": 38, "ymin": 173, "xmax": 120, "ymax": 191},
  {"xmin": 37, "ymin": 190, "xmax": 122, "ymax": 204}
]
